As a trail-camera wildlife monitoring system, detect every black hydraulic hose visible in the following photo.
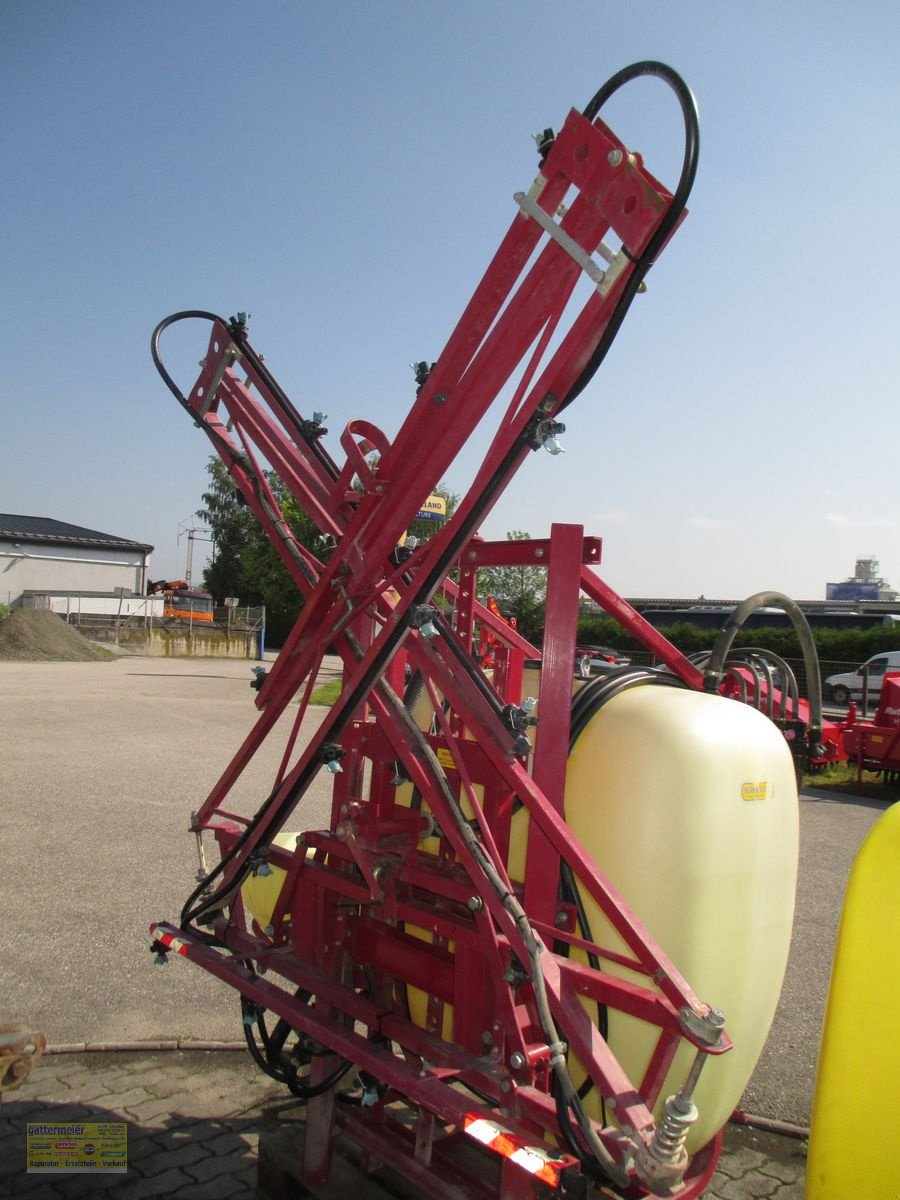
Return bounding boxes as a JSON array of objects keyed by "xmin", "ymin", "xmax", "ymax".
[
  {"xmin": 560, "ymin": 62, "xmax": 699, "ymax": 412},
  {"xmin": 554, "ymin": 1075, "xmax": 602, "ymax": 1177},
  {"xmin": 151, "ymin": 309, "xmax": 221, "ymax": 414},
  {"xmin": 723, "ymin": 651, "xmax": 799, "ymax": 722},
  {"xmin": 557, "ymin": 858, "xmax": 608, "ymax": 1115},
  {"xmin": 243, "ymin": 1017, "xmax": 353, "ymax": 1099},
  {"xmin": 570, "ymin": 666, "xmax": 684, "ymax": 744},
  {"xmin": 704, "ymin": 592, "xmax": 824, "ymax": 754},
  {"xmin": 240, "ymin": 993, "xmax": 354, "ymax": 1100},
  {"xmin": 432, "ymin": 611, "xmax": 507, "ymax": 721},
  {"xmin": 151, "ymin": 311, "xmax": 339, "ymax": 482}
]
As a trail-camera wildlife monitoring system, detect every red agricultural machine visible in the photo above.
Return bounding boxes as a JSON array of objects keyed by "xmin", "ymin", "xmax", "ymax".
[
  {"xmin": 840, "ymin": 674, "xmax": 900, "ymax": 785},
  {"xmin": 150, "ymin": 63, "xmax": 828, "ymax": 1198}
]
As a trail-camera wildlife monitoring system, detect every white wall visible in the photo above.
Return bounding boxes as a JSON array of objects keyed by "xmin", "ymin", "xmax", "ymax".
[
  {"xmin": 0, "ymin": 541, "xmax": 148, "ymax": 607},
  {"xmin": 43, "ymin": 595, "xmax": 164, "ymax": 619}
]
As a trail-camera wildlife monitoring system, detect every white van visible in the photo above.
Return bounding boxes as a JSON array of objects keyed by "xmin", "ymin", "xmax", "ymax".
[{"xmin": 825, "ymin": 651, "xmax": 900, "ymax": 704}]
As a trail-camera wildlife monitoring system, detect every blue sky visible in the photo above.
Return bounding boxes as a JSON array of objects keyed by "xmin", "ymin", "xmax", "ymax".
[{"xmin": 4, "ymin": 1, "xmax": 899, "ymax": 599}]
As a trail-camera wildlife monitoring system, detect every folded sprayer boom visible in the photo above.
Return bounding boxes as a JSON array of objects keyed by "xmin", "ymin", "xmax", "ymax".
[{"xmin": 149, "ymin": 64, "xmax": 801, "ymax": 1200}]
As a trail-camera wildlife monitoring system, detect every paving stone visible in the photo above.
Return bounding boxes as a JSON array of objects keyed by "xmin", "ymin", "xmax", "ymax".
[
  {"xmin": 129, "ymin": 1141, "xmax": 211, "ymax": 1178},
  {"xmin": 144, "ymin": 1126, "xmax": 197, "ymax": 1147},
  {"xmin": 124, "ymin": 1068, "xmax": 195, "ymax": 1097},
  {"xmin": 9, "ymin": 1174, "xmax": 69, "ymax": 1196},
  {"xmin": 9, "ymin": 1084, "xmax": 72, "ymax": 1106},
  {"xmin": 766, "ymin": 1186, "xmax": 802, "ymax": 1200},
  {"xmin": 103, "ymin": 1166, "xmax": 193, "ymax": 1200},
  {"xmin": 121, "ymin": 1092, "xmax": 200, "ymax": 1123},
  {"xmin": 94, "ymin": 1088, "xmax": 154, "ymax": 1114},
  {"xmin": 51, "ymin": 1171, "xmax": 127, "ymax": 1196},
  {"xmin": 0, "ymin": 1153, "xmax": 24, "ymax": 1181},
  {"xmin": 19, "ymin": 1106, "xmax": 98, "ymax": 1127},
  {"xmin": 46, "ymin": 1070, "xmax": 135, "ymax": 1097},
  {"xmin": 10, "ymin": 1075, "xmax": 69, "ymax": 1100},
  {"xmin": 54, "ymin": 1077, "xmax": 125, "ymax": 1105},
  {"xmin": 169, "ymin": 1176, "xmax": 250, "ymax": 1199},
  {"xmin": 759, "ymin": 1154, "xmax": 805, "ymax": 1184},
  {"xmin": 1, "ymin": 1051, "xmax": 814, "ymax": 1200},
  {"xmin": 706, "ymin": 1169, "xmax": 731, "ymax": 1196},
  {"xmin": 124, "ymin": 1131, "xmax": 173, "ymax": 1161},
  {"xmin": 201, "ymin": 1129, "xmax": 258, "ymax": 1157},
  {"xmin": 114, "ymin": 1057, "xmax": 176, "ymax": 1074},
  {"xmin": 717, "ymin": 1169, "xmax": 782, "ymax": 1199},
  {"xmin": 174, "ymin": 1094, "xmax": 248, "ymax": 1121},
  {"xmin": 184, "ymin": 1153, "xmax": 251, "ymax": 1184},
  {"xmin": 714, "ymin": 1145, "xmax": 769, "ymax": 1179},
  {"xmin": 0, "ymin": 1099, "xmax": 46, "ymax": 1118},
  {"xmin": 7, "ymin": 1183, "xmax": 65, "ymax": 1200}
]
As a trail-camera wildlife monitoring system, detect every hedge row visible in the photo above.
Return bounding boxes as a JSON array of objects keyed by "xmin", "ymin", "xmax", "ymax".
[{"xmin": 575, "ymin": 615, "xmax": 900, "ymax": 664}]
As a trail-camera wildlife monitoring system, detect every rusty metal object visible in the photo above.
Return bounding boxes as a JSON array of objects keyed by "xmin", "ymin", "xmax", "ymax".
[{"xmin": 0, "ymin": 1024, "xmax": 46, "ymax": 1092}]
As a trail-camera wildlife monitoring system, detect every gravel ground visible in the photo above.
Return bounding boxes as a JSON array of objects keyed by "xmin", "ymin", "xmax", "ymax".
[{"xmin": 0, "ymin": 610, "xmax": 113, "ymax": 662}]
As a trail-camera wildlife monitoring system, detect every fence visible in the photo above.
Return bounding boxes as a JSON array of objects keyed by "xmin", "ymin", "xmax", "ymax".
[{"xmin": 211, "ymin": 606, "xmax": 265, "ymax": 634}]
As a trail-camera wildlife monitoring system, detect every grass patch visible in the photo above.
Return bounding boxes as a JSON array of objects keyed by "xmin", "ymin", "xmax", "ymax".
[
  {"xmin": 804, "ymin": 760, "xmax": 900, "ymax": 802},
  {"xmin": 310, "ymin": 679, "xmax": 341, "ymax": 706}
]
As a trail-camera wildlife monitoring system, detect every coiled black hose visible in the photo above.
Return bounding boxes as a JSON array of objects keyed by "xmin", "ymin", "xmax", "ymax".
[
  {"xmin": 151, "ymin": 310, "xmax": 340, "ymax": 483},
  {"xmin": 703, "ymin": 592, "xmax": 824, "ymax": 760},
  {"xmin": 240, "ymin": 993, "xmax": 353, "ymax": 1100}
]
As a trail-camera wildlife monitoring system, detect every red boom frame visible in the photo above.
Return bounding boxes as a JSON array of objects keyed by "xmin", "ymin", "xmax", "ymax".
[{"xmin": 150, "ymin": 67, "xmax": 731, "ymax": 1198}]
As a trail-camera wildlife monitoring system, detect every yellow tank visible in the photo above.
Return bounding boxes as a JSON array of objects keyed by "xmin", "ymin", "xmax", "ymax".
[
  {"xmin": 544, "ymin": 684, "xmax": 799, "ymax": 1151},
  {"xmin": 806, "ymin": 800, "xmax": 900, "ymax": 1199},
  {"xmin": 241, "ymin": 831, "xmax": 300, "ymax": 929}
]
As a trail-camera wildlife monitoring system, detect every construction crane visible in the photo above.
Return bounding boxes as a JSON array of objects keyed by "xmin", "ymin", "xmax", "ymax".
[{"xmin": 149, "ymin": 62, "xmax": 821, "ymax": 1198}]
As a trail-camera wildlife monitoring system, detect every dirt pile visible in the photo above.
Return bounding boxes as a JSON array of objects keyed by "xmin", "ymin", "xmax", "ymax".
[{"xmin": 0, "ymin": 609, "xmax": 115, "ymax": 662}]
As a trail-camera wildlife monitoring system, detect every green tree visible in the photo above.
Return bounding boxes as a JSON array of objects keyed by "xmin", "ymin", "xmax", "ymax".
[
  {"xmin": 475, "ymin": 530, "xmax": 547, "ymax": 641},
  {"xmin": 197, "ymin": 458, "xmax": 319, "ymax": 644},
  {"xmin": 197, "ymin": 458, "xmax": 258, "ymax": 604}
]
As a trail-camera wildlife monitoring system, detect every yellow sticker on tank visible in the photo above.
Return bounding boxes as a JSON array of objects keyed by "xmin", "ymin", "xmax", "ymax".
[
  {"xmin": 741, "ymin": 781, "xmax": 768, "ymax": 801},
  {"xmin": 436, "ymin": 747, "xmax": 456, "ymax": 771}
]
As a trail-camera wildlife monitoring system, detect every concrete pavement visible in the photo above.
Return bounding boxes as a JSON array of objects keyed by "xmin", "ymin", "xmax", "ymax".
[{"xmin": 1, "ymin": 655, "xmax": 335, "ymax": 1046}]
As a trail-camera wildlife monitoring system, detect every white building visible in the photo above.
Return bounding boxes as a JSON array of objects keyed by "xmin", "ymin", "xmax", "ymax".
[{"xmin": 0, "ymin": 514, "xmax": 153, "ymax": 608}]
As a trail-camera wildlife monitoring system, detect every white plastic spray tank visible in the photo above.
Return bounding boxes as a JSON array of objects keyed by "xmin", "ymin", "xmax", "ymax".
[{"xmin": 560, "ymin": 684, "xmax": 799, "ymax": 1152}]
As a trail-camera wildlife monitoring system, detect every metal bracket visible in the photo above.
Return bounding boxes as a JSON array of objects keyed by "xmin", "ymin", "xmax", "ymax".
[
  {"xmin": 197, "ymin": 344, "xmax": 241, "ymax": 418},
  {"xmin": 514, "ymin": 190, "xmax": 633, "ymax": 297}
]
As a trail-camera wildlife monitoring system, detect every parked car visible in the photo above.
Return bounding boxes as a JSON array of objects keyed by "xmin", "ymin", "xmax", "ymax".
[
  {"xmin": 825, "ymin": 651, "xmax": 900, "ymax": 704},
  {"xmin": 575, "ymin": 644, "xmax": 631, "ymax": 679}
]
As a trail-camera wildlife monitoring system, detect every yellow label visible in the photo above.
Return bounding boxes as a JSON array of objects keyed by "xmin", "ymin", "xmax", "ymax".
[
  {"xmin": 27, "ymin": 1122, "xmax": 128, "ymax": 1173},
  {"xmin": 436, "ymin": 747, "xmax": 456, "ymax": 770},
  {"xmin": 741, "ymin": 781, "xmax": 768, "ymax": 802},
  {"xmin": 416, "ymin": 494, "xmax": 447, "ymax": 521}
]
